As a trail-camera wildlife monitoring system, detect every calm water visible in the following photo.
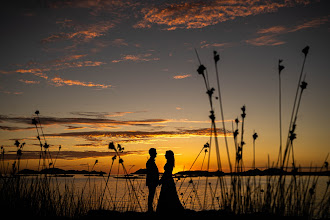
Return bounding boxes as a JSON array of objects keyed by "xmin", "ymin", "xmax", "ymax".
[{"xmin": 48, "ymin": 175, "xmax": 329, "ymax": 213}]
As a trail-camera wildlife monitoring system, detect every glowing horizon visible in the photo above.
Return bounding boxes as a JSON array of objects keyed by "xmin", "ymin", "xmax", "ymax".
[{"xmin": 1, "ymin": 0, "xmax": 329, "ymax": 174}]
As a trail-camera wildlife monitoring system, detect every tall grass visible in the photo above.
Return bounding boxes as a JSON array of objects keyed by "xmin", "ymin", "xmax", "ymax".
[
  {"xmin": 0, "ymin": 47, "xmax": 329, "ymax": 219},
  {"xmin": 183, "ymin": 46, "xmax": 330, "ymax": 219}
]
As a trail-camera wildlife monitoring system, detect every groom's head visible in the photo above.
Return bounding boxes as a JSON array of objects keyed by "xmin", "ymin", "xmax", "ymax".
[{"xmin": 149, "ymin": 148, "xmax": 157, "ymax": 158}]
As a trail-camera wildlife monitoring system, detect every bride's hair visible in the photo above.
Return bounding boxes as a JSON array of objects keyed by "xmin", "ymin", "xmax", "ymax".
[{"xmin": 165, "ymin": 150, "xmax": 175, "ymax": 167}]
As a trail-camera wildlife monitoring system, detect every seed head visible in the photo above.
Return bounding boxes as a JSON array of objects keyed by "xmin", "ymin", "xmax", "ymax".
[
  {"xmin": 278, "ymin": 59, "xmax": 285, "ymax": 74},
  {"xmin": 300, "ymin": 81, "xmax": 307, "ymax": 90},
  {"xmin": 207, "ymin": 88, "xmax": 215, "ymax": 97},
  {"xmin": 109, "ymin": 142, "xmax": 116, "ymax": 150},
  {"xmin": 253, "ymin": 132, "xmax": 258, "ymax": 140},
  {"xmin": 14, "ymin": 140, "xmax": 20, "ymax": 148},
  {"xmin": 213, "ymin": 51, "xmax": 220, "ymax": 63},
  {"xmin": 302, "ymin": 46, "xmax": 309, "ymax": 56},
  {"xmin": 117, "ymin": 144, "xmax": 124, "ymax": 152},
  {"xmin": 197, "ymin": 64, "xmax": 206, "ymax": 75},
  {"xmin": 234, "ymin": 129, "xmax": 239, "ymax": 138},
  {"xmin": 289, "ymin": 132, "xmax": 296, "ymax": 141}
]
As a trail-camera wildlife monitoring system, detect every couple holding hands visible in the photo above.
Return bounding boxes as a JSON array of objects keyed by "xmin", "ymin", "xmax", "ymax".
[{"xmin": 146, "ymin": 148, "xmax": 184, "ymax": 214}]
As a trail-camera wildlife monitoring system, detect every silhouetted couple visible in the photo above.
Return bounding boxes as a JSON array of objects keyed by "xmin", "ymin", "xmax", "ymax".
[{"xmin": 146, "ymin": 148, "xmax": 183, "ymax": 214}]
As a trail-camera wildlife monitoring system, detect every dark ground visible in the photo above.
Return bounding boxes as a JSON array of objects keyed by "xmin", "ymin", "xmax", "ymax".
[{"xmin": 83, "ymin": 209, "xmax": 327, "ymax": 220}]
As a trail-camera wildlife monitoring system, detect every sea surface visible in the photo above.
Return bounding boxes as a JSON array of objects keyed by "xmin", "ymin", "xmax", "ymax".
[{"xmin": 47, "ymin": 174, "xmax": 329, "ymax": 213}]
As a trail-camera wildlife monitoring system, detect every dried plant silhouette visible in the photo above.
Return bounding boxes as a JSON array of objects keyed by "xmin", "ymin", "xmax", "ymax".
[{"xmin": 0, "ymin": 46, "xmax": 329, "ymax": 219}]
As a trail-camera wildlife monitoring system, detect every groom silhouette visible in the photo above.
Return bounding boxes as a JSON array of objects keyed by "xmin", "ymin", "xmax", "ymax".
[{"xmin": 146, "ymin": 148, "xmax": 159, "ymax": 212}]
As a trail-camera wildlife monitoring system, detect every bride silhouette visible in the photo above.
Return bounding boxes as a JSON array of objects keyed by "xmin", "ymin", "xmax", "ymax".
[{"xmin": 156, "ymin": 150, "xmax": 184, "ymax": 214}]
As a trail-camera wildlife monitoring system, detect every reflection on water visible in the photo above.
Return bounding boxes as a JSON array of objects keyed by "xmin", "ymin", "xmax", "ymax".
[{"xmin": 46, "ymin": 175, "xmax": 329, "ymax": 213}]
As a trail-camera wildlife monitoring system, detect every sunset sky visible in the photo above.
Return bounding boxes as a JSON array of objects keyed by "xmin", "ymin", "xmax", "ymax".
[{"xmin": 0, "ymin": 0, "xmax": 329, "ymax": 174}]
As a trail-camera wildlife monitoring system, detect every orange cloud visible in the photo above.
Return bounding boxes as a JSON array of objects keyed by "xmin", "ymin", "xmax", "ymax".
[
  {"xmin": 16, "ymin": 68, "xmax": 47, "ymax": 74},
  {"xmin": 15, "ymin": 68, "xmax": 49, "ymax": 79},
  {"xmin": 49, "ymin": 0, "xmax": 140, "ymax": 17},
  {"xmin": 1, "ymin": 150, "xmax": 143, "ymax": 160},
  {"xmin": 173, "ymin": 74, "xmax": 191, "ymax": 79},
  {"xmin": 289, "ymin": 15, "xmax": 329, "ymax": 32},
  {"xmin": 0, "ymin": 90, "xmax": 23, "ymax": 95},
  {"xmin": 19, "ymin": 79, "xmax": 40, "ymax": 84},
  {"xmin": 50, "ymin": 76, "xmax": 111, "ymax": 89},
  {"xmin": 135, "ymin": 0, "xmax": 311, "ymax": 30},
  {"xmin": 112, "ymin": 53, "xmax": 159, "ymax": 63},
  {"xmin": 45, "ymin": 128, "xmax": 230, "ymax": 143},
  {"xmin": 246, "ymin": 15, "xmax": 329, "ymax": 46},
  {"xmin": 52, "ymin": 54, "xmax": 87, "ymax": 63},
  {"xmin": 257, "ymin": 26, "xmax": 288, "ymax": 34},
  {"xmin": 41, "ymin": 20, "xmax": 115, "ymax": 44},
  {"xmin": 53, "ymin": 60, "xmax": 105, "ymax": 69},
  {"xmin": 245, "ymin": 35, "xmax": 286, "ymax": 46},
  {"xmin": 200, "ymin": 41, "xmax": 234, "ymax": 49}
]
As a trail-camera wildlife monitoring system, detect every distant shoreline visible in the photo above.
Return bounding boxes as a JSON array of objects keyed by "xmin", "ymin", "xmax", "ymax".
[{"xmin": 13, "ymin": 167, "xmax": 329, "ymax": 177}]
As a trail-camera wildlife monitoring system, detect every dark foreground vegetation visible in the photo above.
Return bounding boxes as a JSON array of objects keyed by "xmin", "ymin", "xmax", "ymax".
[{"xmin": 1, "ymin": 47, "xmax": 329, "ymax": 220}]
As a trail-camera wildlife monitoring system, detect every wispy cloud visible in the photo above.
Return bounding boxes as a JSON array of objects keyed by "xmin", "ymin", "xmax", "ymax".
[
  {"xmin": 19, "ymin": 79, "xmax": 40, "ymax": 84},
  {"xmin": 112, "ymin": 53, "xmax": 159, "ymax": 63},
  {"xmin": 134, "ymin": 0, "xmax": 311, "ymax": 30},
  {"xmin": 200, "ymin": 41, "xmax": 234, "ymax": 49},
  {"xmin": 15, "ymin": 68, "xmax": 49, "ymax": 79},
  {"xmin": 0, "ymin": 114, "xmax": 168, "ymax": 127},
  {"xmin": 2, "ymin": 150, "xmax": 144, "ymax": 160},
  {"xmin": 44, "ymin": 128, "xmax": 230, "ymax": 143},
  {"xmin": 50, "ymin": 76, "xmax": 111, "ymax": 89},
  {"xmin": 1, "ymin": 54, "xmax": 108, "ymax": 90},
  {"xmin": 257, "ymin": 25, "xmax": 288, "ymax": 34},
  {"xmin": 245, "ymin": 35, "xmax": 286, "ymax": 46},
  {"xmin": 0, "ymin": 126, "xmax": 34, "ymax": 131},
  {"xmin": 289, "ymin": 15, "xmax": 329, "ymax": 32},
  {"xmin": 41, "ymin": 20, "xmax": 115, "ymax": 45},
  {"xmin": 246, "ymin": 15, "xmax": 329, "ymax": 46},
  {"xmin": 0, "ymin": 90, "xmax": 23, "ymax": 95},
  {"xmin": 49, "ymin": 0, "xmax": 140, "ymax": 17},
  {"xmin": 173, "ymin": 74, "xmax": 191, "ymax": 79},
  {"xmin": 70, "ymin": 111, "xmax": 147, "ymax": 118}
]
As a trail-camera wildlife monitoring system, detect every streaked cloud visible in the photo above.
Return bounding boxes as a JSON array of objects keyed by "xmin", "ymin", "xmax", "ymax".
[
  {"xmin": 246, "ymin": 15, "xmax": 329, "ymax": 46},
  {"xmin": 16, "ymin": 68, "xmax": 49, "ymax": 79},
  {"xmin": 49, "ymin": 0, "xmax": 140, "ymax": 17},
  {"xmin": 2, "ymin": 150, "xmax": 144, "ymax": 160},
  {"xmin": 112, "ymin": 53, "xmax": 159, "ymax": 63},
  {"xmin": 134, "ymin": 0, "xmax": 311, "ymax": 30},
  {"xmin": 50, "ymin": 76, "xmax": 111, "ymax": 89},
  {"xmin": 41, "ymin": 20, "xmax": 115, "ymax": 44},
  {"xmin": 173, "ymin": 74, "xmax": 192, "ymax": 79},
  {"xmin": 44, "ymin": 128, "xmax": 230, "ymax": 142},
  {"xmin": 0, "ymin": 114, "xmax": 168, "ymax": 127},
  {"xmin": 245, "ymin": 35, "xmax": 286, "ymax": 46},
  {"xmin": 19, "ymin": 79, "xmax": 40, "ymax": 84},
  {"xmin": 0, "ymin": 126, "xmax": 34, "ymax": 131},
  {"xmin": 0, "ymin": 90, "xmax": 23, "ymax": 95},
  {"xmin": 70, "ymin": 111, "xmax": 148, "ymax": 118},
  {"xmin": 289, "ymin": 15, "xmax": 329, "ymax": 32},
  {"xmin": 0, "ymin": 55, "xmax": 108, "ymax": 90},
  {"xmin": 257, "ymin": 26, "xmax": 288, "ymax": 34},
  {"xmin": 200, "ymin": 41, "xmax": 234, "ymax": 49}
]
